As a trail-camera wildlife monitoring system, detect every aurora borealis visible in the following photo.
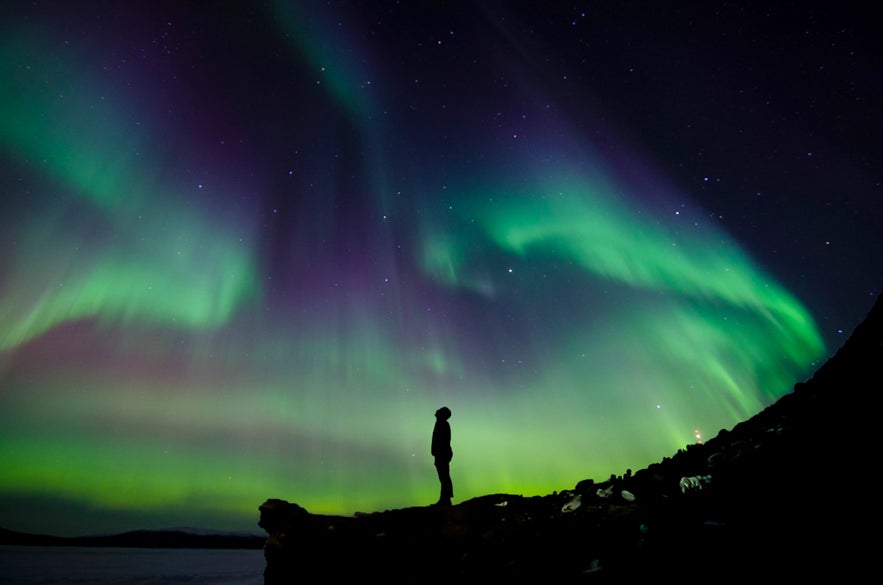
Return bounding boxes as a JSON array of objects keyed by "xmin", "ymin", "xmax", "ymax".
[{"xmin": 1, "ymin": 2, "xmax": 880, "ymax": 537}]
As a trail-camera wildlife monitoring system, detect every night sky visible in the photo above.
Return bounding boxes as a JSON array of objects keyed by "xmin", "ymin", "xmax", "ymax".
[{"xmin": 1, "ymin": 1, "xmax": 880, "ymax": 537}]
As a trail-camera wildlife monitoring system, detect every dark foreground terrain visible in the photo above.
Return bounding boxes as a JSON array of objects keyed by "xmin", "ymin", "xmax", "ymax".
[{"xmin": 260, "ymin": 294, "xmax": 880, "ymax": 583}]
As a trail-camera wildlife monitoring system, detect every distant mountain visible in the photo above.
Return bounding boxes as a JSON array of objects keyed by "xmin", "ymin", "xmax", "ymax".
[
  {"xmin": 0, "ymin": 526, "xmax": 264, "ymax": 550},
  {"xmin": 258, "ymin": 293, "xmax": 882, "ymax": 583}
]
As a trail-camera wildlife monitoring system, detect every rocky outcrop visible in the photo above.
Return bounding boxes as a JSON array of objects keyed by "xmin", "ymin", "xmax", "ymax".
[{"xmin": 259, "ymin": 294, "xmax": 881, "ymax": 583}]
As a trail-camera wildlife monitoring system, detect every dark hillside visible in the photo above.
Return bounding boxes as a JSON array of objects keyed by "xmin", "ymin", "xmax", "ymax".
[{"xmin": 259, "ymin": 294, "xmax": 881, "ymax": 583}]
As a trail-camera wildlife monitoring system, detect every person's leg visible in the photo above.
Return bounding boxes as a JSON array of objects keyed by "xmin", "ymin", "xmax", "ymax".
[
  {"xmin": 442, "ymin": 469, "xmax": 453, "ymax": 500},
  {"xmin": 435, "ymin": 457, "xmax": 452, "ymax": 504}
]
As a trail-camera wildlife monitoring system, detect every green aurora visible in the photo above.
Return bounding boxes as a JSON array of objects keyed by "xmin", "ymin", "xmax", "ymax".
[{"xmin": 0, "ymin": 3, "xmax": 846, "ymax": 537}]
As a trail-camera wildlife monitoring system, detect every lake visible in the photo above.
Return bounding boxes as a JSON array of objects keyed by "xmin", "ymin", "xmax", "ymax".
[{"xmin": 0, "ymin": 545, "xmax": 265, "ymax": 584}]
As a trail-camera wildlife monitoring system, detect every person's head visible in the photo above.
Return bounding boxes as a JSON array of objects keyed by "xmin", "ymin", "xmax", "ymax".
[{"xmin": 435, "ymin": 406, "xmax": 451, "ymax": 420}]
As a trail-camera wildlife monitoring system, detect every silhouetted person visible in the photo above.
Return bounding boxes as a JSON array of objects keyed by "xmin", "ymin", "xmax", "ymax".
[{"xmin": 432, "ymin": 406, "xmax": 453, "ymax": 506}]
